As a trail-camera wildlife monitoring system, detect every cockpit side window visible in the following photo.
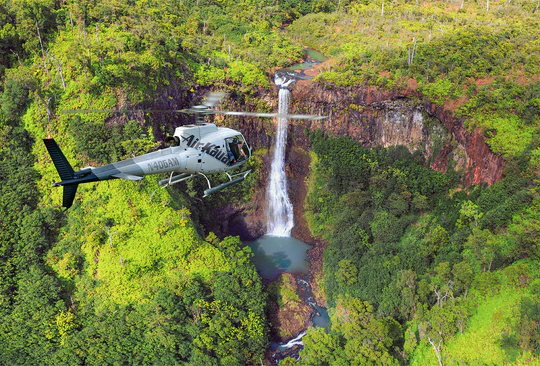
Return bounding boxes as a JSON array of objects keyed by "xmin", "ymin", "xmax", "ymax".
[{"xmin": 226, "ymin": 135, "xmax": 248, "ymax": 164}]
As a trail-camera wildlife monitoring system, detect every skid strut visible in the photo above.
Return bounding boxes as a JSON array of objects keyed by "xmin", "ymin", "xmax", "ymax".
[
  {"xmin": 159, "ymin": 170, "xmax": 251, "ymax": 196},
  {"xmin": 158, "ymin": 172, "xmax": 194, "ymax": 187}
]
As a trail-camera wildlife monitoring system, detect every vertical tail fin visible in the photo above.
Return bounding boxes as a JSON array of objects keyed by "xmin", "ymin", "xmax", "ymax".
[
  {"xmin": 43, "ymin": 138, "xmax": 74, "ymax": 181},
  {"xmin": 43, "ymin": 138, "xmax": 78, "ymax": 208}
]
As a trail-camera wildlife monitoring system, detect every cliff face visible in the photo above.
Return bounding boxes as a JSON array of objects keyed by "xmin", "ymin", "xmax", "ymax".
[
  {"xmin": 285, "ymin": 82, "xmax": 504, "ymax": 185},
  {"xmin": 218, "ymin": 81, "xmax": 505, "ymax": 240},
  {"xmin": 235, "ymin": 82, "xmax": 504, "ymax": 185}
]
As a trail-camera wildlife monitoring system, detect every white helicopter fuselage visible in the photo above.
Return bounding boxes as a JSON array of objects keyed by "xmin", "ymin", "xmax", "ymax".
[
  {"xmin": 88, "ymin": 122, "xmax": 250, "ymax": 180},
  {"xmin": 44, "ymin": 122, "xmax": 252, "ymax": 207}
]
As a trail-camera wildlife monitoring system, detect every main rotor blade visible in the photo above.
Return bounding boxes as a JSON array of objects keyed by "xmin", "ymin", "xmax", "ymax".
[
  {"xmin": 62, "ymin": 106, "xmax": 327, "ymax": 120},
  {"xmin": 61, "ymin": 109, "xmax": 184, "ymax": 114},
  {"xmin": 179, "ymin": 108, "xmax": 326, "ymax": 120},
  {"xmin": 213, "ymin": 110, "xmax": 328, "ymax": 120}
]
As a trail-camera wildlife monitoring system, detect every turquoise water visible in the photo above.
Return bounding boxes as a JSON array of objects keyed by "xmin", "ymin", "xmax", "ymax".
[
  {"xmin": 246, "ymin": 235, "xmax": 311, "ymax": 281},
  {"xmin": 287, "ymin": 49, "xmax": 327, "ymax": 70},
  {"xmin": 312, "ymin": 304, "xmax": 330, "ymax": 330},
  {"xmin": 276, "ymin": 48, "xmax": 327, "ymax": 79}
]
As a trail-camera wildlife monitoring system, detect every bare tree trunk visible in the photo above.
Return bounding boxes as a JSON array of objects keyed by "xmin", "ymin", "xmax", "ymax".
[
  {"xmin": 50, "ymin": 55, "xmax": 66, "ymax": 89},
  {"xmin": 69, "ymin": 11, "xmax": 74, "ymax": 31},
  {"xmin": 46, "ymin": 96, "xmax": 52, "ymax": 122},
  {"xmin": 57, "ymin": 62, "xmax": 66, "ymax": 89},
  {"xmin": 105, "ymin": 226, "xmax": 117, "ymax": 247},
  {"xmin": 428, "ymin": 336, "xmax": 443, "ymax": 366},
  {"xmin": 408, "ymin": 38, "xmax": 417, "ymax": 65},
  {"xmin": 36, "ymin": 21, "xmax": 49, "ymax": 76}
]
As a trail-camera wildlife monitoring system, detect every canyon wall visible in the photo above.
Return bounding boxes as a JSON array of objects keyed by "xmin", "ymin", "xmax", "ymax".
[
  {"xmin": 286, "ymin": 81, "xmax": 504, "ymax": 186},
  {"xmin": 212, "ymin": 81, "xmax": 505, "ymax": 240}
]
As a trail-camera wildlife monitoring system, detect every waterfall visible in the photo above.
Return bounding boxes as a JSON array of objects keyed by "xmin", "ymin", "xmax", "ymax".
[{"xmin": 266, "ymin": 75, "xmax": 295, "ymax": 236}]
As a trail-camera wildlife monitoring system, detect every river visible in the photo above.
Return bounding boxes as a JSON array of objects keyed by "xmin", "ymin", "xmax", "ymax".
[{"xmin": 247, "ymin": 235, "xmax": 329, "ymax": 363}]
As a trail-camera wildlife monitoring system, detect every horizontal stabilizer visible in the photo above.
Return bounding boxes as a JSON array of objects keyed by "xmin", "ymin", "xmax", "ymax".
[
  {"xmin": 43, "ymin": 138, "xmax": 74, "ymax": 181},
  {"xmin": 111, "ymin": 173, "xmax": 144, "ymax": 181}
]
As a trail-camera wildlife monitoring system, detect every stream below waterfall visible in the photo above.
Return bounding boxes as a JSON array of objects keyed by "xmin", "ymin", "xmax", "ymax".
[
  {"xmin": 249, "ymin": 48, "xmax": 329, "ymax": 363},
  {"xmin": 246, "ymin": 235, "xmax": 329, "ymax": 363}
]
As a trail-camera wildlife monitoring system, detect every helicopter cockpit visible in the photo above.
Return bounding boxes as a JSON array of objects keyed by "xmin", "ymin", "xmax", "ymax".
[{"xmin": 226, "ymin": 135, "xmax": 250, "ymax": 165}]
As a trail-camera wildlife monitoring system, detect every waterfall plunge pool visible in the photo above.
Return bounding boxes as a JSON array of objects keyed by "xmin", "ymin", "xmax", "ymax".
[
  {"xmin": 246, "ymin": 235, "xmax": 310, "ymax": 281},
  {"xmin": 246, "ymin": 235, "xmax": 330, "ymax": 360}
]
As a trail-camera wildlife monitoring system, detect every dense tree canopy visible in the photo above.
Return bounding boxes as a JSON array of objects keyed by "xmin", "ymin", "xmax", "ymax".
[{"xmin": 1, "ymin": 0, "xmax": 539, "ymax": 364}]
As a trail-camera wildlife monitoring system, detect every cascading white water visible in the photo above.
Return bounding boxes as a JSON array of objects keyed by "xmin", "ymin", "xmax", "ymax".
[{"xmin": 266, "ymin": 75, "xmax": 295, "ymax": 236}]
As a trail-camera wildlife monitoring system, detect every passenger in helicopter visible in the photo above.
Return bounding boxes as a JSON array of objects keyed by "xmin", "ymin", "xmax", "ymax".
[
  {"xmin": 228, "ymin": 150, "xmax": 236, "ymax": 164},
  {"xmin": 228, "ymin": 137, "xmax": 247, "ymax": 164},
  {"xmin": 237, "ymin": 140, "xmax": 247, "ymax": 160}
]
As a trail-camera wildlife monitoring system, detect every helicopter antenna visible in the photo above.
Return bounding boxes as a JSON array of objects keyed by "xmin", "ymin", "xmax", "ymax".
[{"xmin": 202, "ymin": 92, "xmax": 228, "ymax": 108}]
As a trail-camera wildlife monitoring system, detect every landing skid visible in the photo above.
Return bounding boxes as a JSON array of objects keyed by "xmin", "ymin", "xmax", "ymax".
[{"xmin": 201, "ymin": 170, "xmax": 251, "ymax": 197}]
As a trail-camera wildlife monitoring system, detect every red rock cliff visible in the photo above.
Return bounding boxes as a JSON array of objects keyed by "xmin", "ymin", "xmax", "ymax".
[{"xmin": 284, "ymin": 82, "xmax": 504, "ymax": 186}]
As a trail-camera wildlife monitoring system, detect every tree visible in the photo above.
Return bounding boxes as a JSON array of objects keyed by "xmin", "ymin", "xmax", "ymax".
[
  {"xmin": 397, "ymin": 269, "xmax": 419, "ymax": 319},
  {"xmin": 514, "ymin": 296, "xmax": 540, "ymax": 355},
  {"xmin": 463, "ymin": 227, "xmax": 499, "ymax": 272},
  {"xmin": 456, "ymin": 200, "xmax": 483, "ymax": 229},
  {"xmin": 430, "ymin": 262, "xmax": 453, "ymax": 308},
  {"xmin": 452, "ymin": 261, "xmax": 474, "ymax": 299},
  {"xmin": 336, "ymin": 259, "xmax": 358, "ymax": 286},
  {"xmin": 423, "ymin": 224, "xmax": 449, "ymax": 260},
  {"xmin": 419, "ymin": 304, "xmax": 458, "ymax": 366},
  {"xmin": 299, "ymin": 327, "xmax": 344, "ymax": 365},
  {"xmin": 330, "ymin": 295, "xmax": 400, "ymax": 365}
]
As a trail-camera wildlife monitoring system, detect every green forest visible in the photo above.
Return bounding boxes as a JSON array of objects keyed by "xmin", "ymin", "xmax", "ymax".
[{"xmin": 1, "ymin": 0, "xmax": 539, "ymax": 364}]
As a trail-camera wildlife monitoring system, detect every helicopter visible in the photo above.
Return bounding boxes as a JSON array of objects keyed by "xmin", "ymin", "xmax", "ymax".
[{"xmin": 45, "ymin": 92, "xmax": 326, "ymax": 208}]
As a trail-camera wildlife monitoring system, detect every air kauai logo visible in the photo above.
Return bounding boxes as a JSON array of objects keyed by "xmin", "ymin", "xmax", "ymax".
[{"xmin": 182, "ymin": 134, "xmax": 229, "ymax": 163}]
